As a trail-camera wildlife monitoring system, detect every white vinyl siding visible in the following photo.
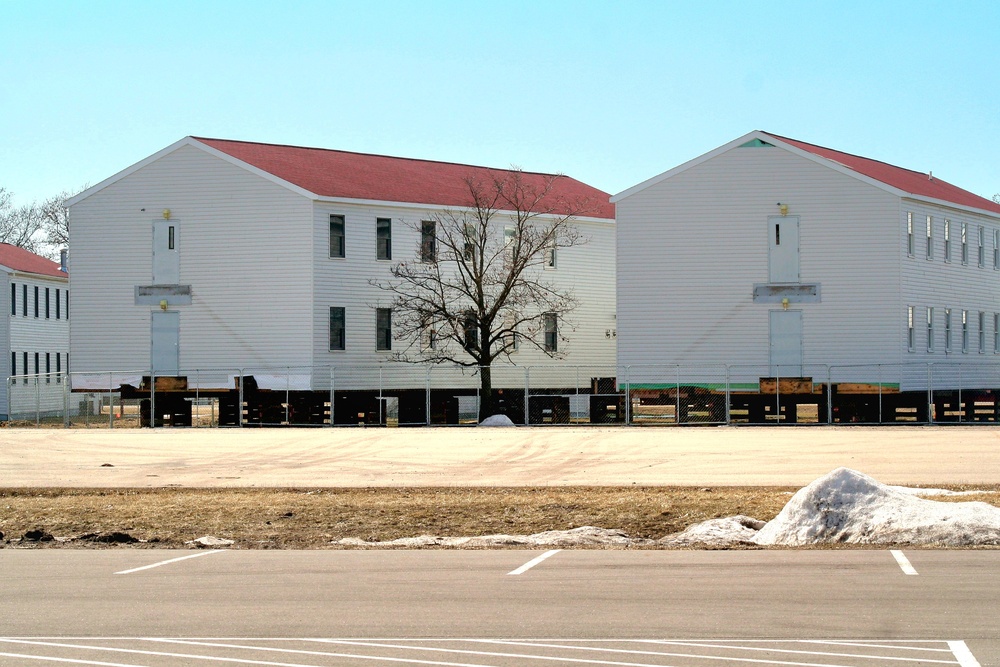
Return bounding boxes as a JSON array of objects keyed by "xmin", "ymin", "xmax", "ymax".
[{"xmin": 69, "ymin": 143, "xmax": 314, "ymax": 375}]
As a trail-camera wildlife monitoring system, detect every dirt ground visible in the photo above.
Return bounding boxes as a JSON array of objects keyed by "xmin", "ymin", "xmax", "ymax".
[{"xmin": 2, "ymin": 425, "xmax": 1000, "ymax": 549}]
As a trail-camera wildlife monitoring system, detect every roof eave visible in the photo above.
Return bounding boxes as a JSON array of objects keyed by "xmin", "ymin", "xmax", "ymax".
[
  {"xmin": 314, "ymin": 195, "xmax": 614, "ymax": 223},
  {"xmin": 900, "ymin": 195, "xmax": 1000, "ymax": 220}
]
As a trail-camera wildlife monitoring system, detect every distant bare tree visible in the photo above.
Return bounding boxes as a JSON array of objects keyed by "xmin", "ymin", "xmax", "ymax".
[
  {"xmin": 41, "ymin": 188, "xmax": 77, "ymax": 249},
  {"xmin": 993, "ymin": 193, "xmax": 999, "ymax": 204},
  {"xmin": 371, "ymin": 169, "xmax": 597, "ymax": 421},
  {"xmin": 0, "ymin": 187, "xmax": 45, "ymax": 254}
]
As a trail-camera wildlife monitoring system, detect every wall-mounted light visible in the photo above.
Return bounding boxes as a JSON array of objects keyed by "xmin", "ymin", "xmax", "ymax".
[
  {"xmin": 777, "ymin": 203, "xmax": 789, "ymax": 216},
  {"xmin": 782, "ymin": 298, "xmax": 790, "ymax": 310},
  {"xmin": 160, "ymin": 299, "xmax": 168, "ymax": 311},
  {"xmin": 163, "ymin": 209, "xmax": 171, "ymax": 220}
]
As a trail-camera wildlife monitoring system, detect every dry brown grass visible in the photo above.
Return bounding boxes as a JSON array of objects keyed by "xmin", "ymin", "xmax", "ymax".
[{"xmin": 3, "ymin": 485, "xmax": 998, "ymax": 549}]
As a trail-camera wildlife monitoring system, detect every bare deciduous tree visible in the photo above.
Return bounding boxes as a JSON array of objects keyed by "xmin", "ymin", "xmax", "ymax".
[
  {"xmin": 372, "ymin": 169, "xmax": 598, "ymax": 421},
  {"xmin": 41, "ymin": 189, "xmax": 76, "ymax": 249},
  {"xmin": 0, "ymin": 187, "xmax": 46, "ymax": 254}
]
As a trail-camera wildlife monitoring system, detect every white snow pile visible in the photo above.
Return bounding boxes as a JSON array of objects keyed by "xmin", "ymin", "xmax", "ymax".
[
  {"xmin": 333, "ymin": 468, "xmax": 1000, "ymax": 549},
  {"xmin": 337, "ymin": 526, "xmax": 644, "ymax": 548},
  {"xmin": 751, "ymin": 467, "xmax": 1000, "ymax": 547},
  {"xmin": 478, "ymin": 414, "xmax": 516, "ymax": 427}
]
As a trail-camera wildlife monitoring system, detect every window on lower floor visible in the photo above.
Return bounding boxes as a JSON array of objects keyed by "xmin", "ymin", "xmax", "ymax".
[
  {"xmin": 927, "ymin": 307, "xmax": 935, "ymax": 352},
  {"xmin": 329, "ymin": 307, "xmax": 346, "ymax": 351},
  {"xmin": 979, "ymin": 311, "xmax": 985, "ymax": 353},
  {"xmin": 944, "ymin": 308, "xmax": 952, "ymax": 352},
  {"xmin": 543, "ymin": 312, "xmax": 558, "ymax": 352},
  {"xmin": 907, "ymin": 306, "xmax": 914, "ymax": 352},
  {"xmin": 961, "ymin": 310, "xmax": 969, "ymax": 353},
  {"xmin": 376, "ymin": 308, "xmax": 392, "ymax": 351}
]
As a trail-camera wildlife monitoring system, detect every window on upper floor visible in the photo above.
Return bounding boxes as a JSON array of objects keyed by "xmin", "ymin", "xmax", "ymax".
[
  {"xmin": 906, "ymin": 213, "xmax": 914, "ymax": 256},
  {"xmin": 994, "ymin": 230, "xmax": 999, "ymax": 270},
  {"xmin": 376, "ymin": 218, "xmax": 392, "ymax": 260},
  {"xmin": 420, "ymin": 220, "xmax": 436, "ymax": 263},
  {"xmin": 978, "ymin": 226, "xmax": 985, "ymax": 267},
  {"xmin": 22, "ymin": 284, "xmax": 27, "ymax": 317},
  {"xmin": 45, "ymin": 288, "xmax": 50, "ymax": 319},
  {"xmin": 330, "ymin": 215, "xmax": 346, "ymax": 258},
  {"xmin": 329, "ymin": 307, "xmax": 346, "ymax": 351},
  {"xmin": 33, "ymin": 286, "xmax": 39, "ymax": 318},
  {"xmin": 55, "ymin": 289, "xmax": 60, "ymax": 319},
  {"xmin": 10, "ymin": 282, "xmax": 15, "ymax": 316},
  {"xmin": 944, "ymin": 220, "xmax": 951, "ymax": 262},
  {"xmin": 926, "ymin": 215, "xmax": 933, "ymax": 260},
  {"xmin": 961, "ymin": 222, "xmax": 968, "ymax": 265}
]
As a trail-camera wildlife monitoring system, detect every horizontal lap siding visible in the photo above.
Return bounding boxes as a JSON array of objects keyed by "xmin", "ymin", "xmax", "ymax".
[
  {"xmin": 617, "ymin": 147, "xmax": 901, "ymax": 374},
  {"xmin": 69, "ymin": 145, "xmax": 313, "ymax": 375},
  {"xmin": 312, "ymin": 203, "xmax": 616, "ymax": 387}
]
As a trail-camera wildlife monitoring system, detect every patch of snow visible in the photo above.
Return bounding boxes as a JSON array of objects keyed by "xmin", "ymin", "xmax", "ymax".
[
  {"xmin": 337, "ymin": 526, "xmax": 650, "ymax": 548},
  {"xmin": 888, "ymin": 485, "xmax": 994, "ymax": 497},
  {"xmin": 478, "ymin": 414, "xmax": 517, "ymax": 427},
  {"xmin": 186, "ymin": 535, "xmax": 235, "ymax": 547},
  {"xmin": 752, "ymin": 467, "xmax": 1000, "ymax": 546},
  {"xmin": 658, "ymin": 516, "xmax": 764, "ymax": 547}
]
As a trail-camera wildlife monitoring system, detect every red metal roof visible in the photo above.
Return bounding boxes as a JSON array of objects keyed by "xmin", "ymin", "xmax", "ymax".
[
  {"xmin": 0, "ymin": 244, "xmax": 66, "ymax": 278},
  {"xmin": 766, "ymin": 132, "xmax": 1000, "ymax": 216},
  {"xmin": 193, "ymin": 138, "xmax": 615, "ymax": 219}
]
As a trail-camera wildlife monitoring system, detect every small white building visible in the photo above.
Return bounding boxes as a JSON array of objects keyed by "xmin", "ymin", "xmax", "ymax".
[
  {"xmin": 612, "ymin": 130, "xmax": 1000, "ymax": 396},
  {"xmin": 66, "ymin": 137, "xmax": 616, "ymax": 422},
  {"xmin": 0, "ymin": 244, "xmax": 70, "ymax": 420}
]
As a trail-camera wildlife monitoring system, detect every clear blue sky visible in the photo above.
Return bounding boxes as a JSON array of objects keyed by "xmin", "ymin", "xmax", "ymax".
[{"xmin": 2, "ymin": 0, "xmax": 998, "ymax": 206}]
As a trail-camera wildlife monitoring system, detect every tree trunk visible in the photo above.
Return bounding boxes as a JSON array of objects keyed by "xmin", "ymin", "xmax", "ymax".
[{"xmin": 478, "ymin": 364, "xmax": 493, "ymax": 422}]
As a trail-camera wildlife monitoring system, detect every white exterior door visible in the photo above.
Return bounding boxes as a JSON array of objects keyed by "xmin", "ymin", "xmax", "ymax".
[
  {"xmin": 769, "ymin": 310, "xmax": 802, "ymax": 377},
  {"xmin": 151, "ymin": 311, "xmax": 179, "ymax": 374},
  {"xmin": 152, "ymin": 220, "xmax": 179, "ymax": 284},
  {"xmin": 768, "ymin": 215, "xmax": 799, "ymax": 283}
]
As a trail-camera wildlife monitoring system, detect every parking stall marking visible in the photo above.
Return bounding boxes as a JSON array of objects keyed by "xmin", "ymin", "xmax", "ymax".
[
  {"xmin": 113, "ymin": 549, "xmax": 227, "ymax": 575},
  {"xmin": 507, "ymin": 549, "xmax": 561, "ymax": 575},
  {"xmin": 0, "ymin": 639, "xmax": 981, "ymax": 667},
  {"xmin": 891, "ymin": 550, "xmax": 919, "ymax": 575}
]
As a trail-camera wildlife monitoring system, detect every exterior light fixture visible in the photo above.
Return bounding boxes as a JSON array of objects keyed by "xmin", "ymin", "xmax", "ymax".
[{"xmin": 163, "ymin": 209, "xmax": 171, "ymax": 219}]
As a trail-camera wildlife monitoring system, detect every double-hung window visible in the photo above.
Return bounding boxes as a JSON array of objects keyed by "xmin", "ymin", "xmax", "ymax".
[
  {"xmin": 420, "ymin": 220, "xmax": 436, "ymax": 262},
  {"xmin": 907, "ymin": 306, "xmax": 915, "ymax": 352},
  {"xmin": 961, "ymin": 309, "xmax": 969, "ymax": 353},
  {"xmin": 995, "ymin": 313, "xmax": 999, "ymax": 353},
  {"xmin": 329, "ymin": 215, "xmax": 346, "ymax": 258},
  {"xmin": 944, "ymin": 308, "xmax": 952, "ymax": 352},
  {"xmin": 926, "ymin": 216, "xmax": 933, "ymax": 259},
  {"xmin": 376, "ymin": 218, "xmax": 392, "ymax": 260},
  {"xmin": 927, "ymin": 307, "xmax": 934, "ymax": 352},
  {"xmin": 543, "ymin": 312, "xmax": 558, "ymax": 352},
  {"xmin": 329, "ymin": 307, "xmax": 346, "ymax": 351},
  {"xmin": 10, "ymin": 283, "xmax": 15, "ymax": 316},
  {"xmin": 45, "ymin": 288, "xmax": 50, "ymax": 319},
  {"xmin": 906, "ymin": 213, "xmax": 914, "ymax": 256},
  {"xmin": 944, "ymin": 220, "xmax": 951, "ymax": 262},
  {"xmin": 34, "ymin": 286, "xmax": 39, "ymax": 317},
  {"xmin": 994, "ymin": 230, "xmax": 999, "ymax": 270},
  {"xmin": 978, "ymin": 226, "xmax": 985, "ymax": 267},
  {"xmin": 376, "ymin": 308, "xmax": 392, "ymax": 351},
  {"xmin": 961, "ymin": 222, "xmax": 968, "ymax": 265},
  {"xmin": 979, "ymin": 311, "xmax": 985, "ymax": 353}
]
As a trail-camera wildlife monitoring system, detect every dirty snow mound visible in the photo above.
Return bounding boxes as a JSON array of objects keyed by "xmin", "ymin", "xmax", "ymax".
[
  {"xmin": 478, "ymin": 414, "xmax": 516, "ymax": 427},
  {"xmin": 753, "ymin": 467, "xmax": 1000, "ymax": 546},
  {"xmin": 337, "ymin": 526, "xmax": 650, "ymax": 548},
  {"xmin": 658, "ymin": 516, "xmax": 764, "ymax": 547}
]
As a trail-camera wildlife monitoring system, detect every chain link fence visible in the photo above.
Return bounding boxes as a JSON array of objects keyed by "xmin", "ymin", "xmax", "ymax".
[{"xmin": 7, "ymin": 361, "xmax": 1000, "ymax": 427}]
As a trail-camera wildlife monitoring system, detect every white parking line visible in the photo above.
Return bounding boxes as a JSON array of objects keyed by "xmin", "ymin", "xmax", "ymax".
[
  {"xmin": 890, "ymin": 550, "xmax": 918, "ymax": 575},
  {"xmin": 507, "ymin": 549, "xmax": 561, "ymax": 575},
  {"xmin": 948, "ymin": 641, "xmax": 982, "ymax": 667},
  {"xmin": 0, "ymin": 653, "xmax": 141, "ymax": 666},
  {"xmin": 114, "ymin": 549, "xmax": 226, "ymax": 575}
]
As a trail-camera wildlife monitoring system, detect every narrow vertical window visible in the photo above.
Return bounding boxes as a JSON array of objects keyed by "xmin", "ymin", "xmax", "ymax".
[
  {"xmin": 995, "ymin": 313, "xmax": 999, "ymax": 353},
  {"xmin": 463, "ymin": 224, "xmax": 477, "ymax": 261},
  {"xmin": 543, "ymin": 312, "xmax": 558, "ymax": 352},
  {"xmin": 376, "ymin": 218, "xmax": 392, "ymax": 260},
  {"xmin": 907, "ymin": 306, "xmax": 914, "ymax": 352},
  {"xmin": 906, "ymin": 213, "xmax": 914, "ymax": 256},
  {"xmin": 168, "ymin": 225, "xmax": 175, "ymax": 250},
  {"xmin": 376, "ymin": 308, "xmax": 392, "ymax": 351},
  {"xmin": 979, "ymin": 311, "xmax": 985, "ymax": 353},
  {"xmin": 45, "ymin": 288, "xmax": 50, "ymax": 319},
  {"xmin": 462, "ymin": 313, "xmax": 479, "ymax": 351},
  {"xmin": 961, "ymin": 310, "xmax": 969, "ymax": 353},
  {"xmin": 34, "ymin": 352, "xmax": 39, "ymax": 375},
  {"xmin": 994, "ymin": 230, "xmax": 999, "ymax": 270},
  {"xmin": 56, "ymin": 352, "xmax": 61, "ymax": 383},
  {"xmin": 45, "ymin": 352, "xmax": 51, "ymax": 383},
  {"xmin": 10, "ymin": 352, "xmax": 15, "ymax": 382},
  {"xmin": 420, "ymin": 220, "xmax": 436, "ymax": 262},
  {"xmin": 926, "ymin": 215, "xmax": 933, "ymax": 259},
  {"xmin": 33, "ymin": 286, "xmax": 39, "ymax": 317},
  {"xmin": 978, "ymin": 226, "xmax": 984, "ymax": 267},
  {"xmin": 329, "ymin": 214, "xmax": 346, "ymax": 258},
  {"xmin": 10, "ymin": 282, "xmax": 15, "ymax": 316},
  {"xmin": 22, "ymin": 284, "xmax": 27, "ymax": 317},
  {"xmin": 944, "ymin": 220, "xmax": 951, "ymax": 262},
  {"xmin": 22, "ymin": 352, "xmax": 28, "ymax": 378},
  {"xmin": 944, "ymin": 308, "xmax": 952, "ymax": 352},
  {"xmin": 545, "ymin": 244, "xmax": 557, "ymax": 269},
  {"xmin": 329, "ymin": 307, "xmax": 345, "ymax": 351},
  {"xmin": 961, "ymin": 222, "xmax": 968, "ymax": 265},
  {"xmin": 55, "ymin": 288, "xmax": 60, "ymax": 319},
  {"xmin": 66, "ymin": 291, "xmax": 69, "ymax": 319}
]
